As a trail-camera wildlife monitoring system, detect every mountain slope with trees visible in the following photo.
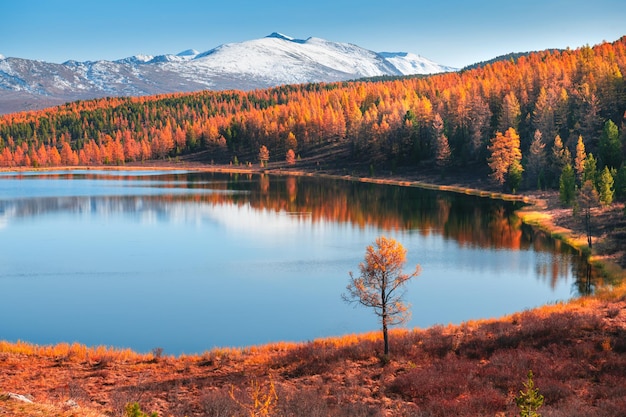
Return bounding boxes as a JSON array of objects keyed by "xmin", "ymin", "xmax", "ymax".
[{"xmin": 0, "ymin": 36, "xmax": 625, "ymax": 199}]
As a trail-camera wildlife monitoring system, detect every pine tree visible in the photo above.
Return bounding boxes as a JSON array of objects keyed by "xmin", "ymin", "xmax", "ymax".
[
  {"xmin": 559, "ymin": 163, "xmax": 576, "ymax": 206},
  {"xmin": 583, "ymin": 153, "xmax": 598, "ymax": 187},
  {"xmin": 433, "ymin": 113, "xmax": 452, "ymax": 168},
  {"xmin": 598, "ymin": 166, "xmax": 615, "ymax": 206},
  {"xmin": 574, "ymin": 135, "xmax": 587, "ymax": 184},
  {"xmin": 507, "ymin": 160, "xmax": 524, "ymax": 193},
  {"xmin": 498, "ymin": 91, "xmax": 521, "ymax": 133},
  {"xmin": 515, "ymin": 370, "xmax": 544, "ymax": 417},
  {"xmin": 599, "ymin": 119, "xmax": 621, "ymax": 168},
  {"xmin": 550, "ymin": 135, "xmax": 571, "ymax": 187},
  {"xmin": 488, "ymin": 127, "xmax": 522, "ymax": 187},
  {"xmin": 527, "ymin": 130, "xmax": 546, "ymax": 189},
  {"xmin": 533, "ymin": 87, "xmax": 554, "ymax": 138},
  {"xmin": 578, "ymin": 180, "xmax": 600, "ymax": 248},
  {"xmin": 285, "ymin": 148, "xmax": 296, "ymax": 165},
  {"xmin": 615, "ymin": 164, "xmax": 626, "ymax": 201},
  {"xmin": 258, "ymin": 145, "xmax": 270, "ymax": 167}
]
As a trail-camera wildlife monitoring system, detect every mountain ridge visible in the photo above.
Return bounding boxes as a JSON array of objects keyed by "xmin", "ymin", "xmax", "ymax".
[{"xmin": 0, "ymin": 33, "xmax": 456, "ymax": 114}]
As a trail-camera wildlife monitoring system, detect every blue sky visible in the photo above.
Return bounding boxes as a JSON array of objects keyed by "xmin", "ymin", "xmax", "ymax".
[{"xmin": 2, "ymin": 0, "xmax": 625, "ymax": 68}]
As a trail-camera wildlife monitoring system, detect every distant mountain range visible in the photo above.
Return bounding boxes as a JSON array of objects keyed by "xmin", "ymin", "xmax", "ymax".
[{"xmin": 0, "ymin": 33, "xmax": 456, "ymax": 114}]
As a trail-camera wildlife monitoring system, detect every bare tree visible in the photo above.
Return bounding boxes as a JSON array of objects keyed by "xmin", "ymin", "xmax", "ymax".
[{"xmin": 343, "ymin": 236, "xmax": 421, "ymax": 357}]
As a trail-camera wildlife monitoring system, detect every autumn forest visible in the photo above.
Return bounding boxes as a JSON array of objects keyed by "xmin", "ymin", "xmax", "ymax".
[{"xmin": 1, "ymin": 37, "xmax": 625, "ymax": 202}]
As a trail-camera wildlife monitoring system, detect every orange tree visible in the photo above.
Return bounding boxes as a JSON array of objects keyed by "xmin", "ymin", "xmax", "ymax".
[
  {"xmin": 488, "ymin": 127, "xmax": 523, "ymax": 188},
  {"xmin": 343, "ymin": 236, "xmax": 421, "ymax": 357}
]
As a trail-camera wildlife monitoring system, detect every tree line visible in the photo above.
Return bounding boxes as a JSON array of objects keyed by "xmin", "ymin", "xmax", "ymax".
[{"xmin": 0, "ymin": 37, "xmax": 625, "ymax": 199}]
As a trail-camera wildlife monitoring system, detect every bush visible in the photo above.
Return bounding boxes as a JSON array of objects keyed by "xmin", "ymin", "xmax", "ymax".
[
  {"xmin": 201, "ymin": 389, "xmax": 242, "ymax": 417},
  {"xmin": 124, "ymin": 402, "xmax": 158, "ymax": 417}
]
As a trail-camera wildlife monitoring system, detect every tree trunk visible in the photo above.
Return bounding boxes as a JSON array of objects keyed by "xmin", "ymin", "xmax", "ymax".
[
  {"xmin": 382, "ymin": 318, "xmax": 389, "ymax": 356},
  {"xmin": 585, "ymin": 210, "xmax": 592, "ymax": 248},
  {"xmin": 382, "ymin": 274, "xmax": 389, "ymax": 356}
]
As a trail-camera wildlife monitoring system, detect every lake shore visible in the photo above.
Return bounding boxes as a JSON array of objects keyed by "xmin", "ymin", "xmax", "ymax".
[
  {"xmin": 9, "ymin": 160, "xmax": 621, "ymax": 281},
  {"xmin": 1, "ymin": 161, "xmax": 626, "ymax": 416},
  {"xmin": 3, "ymin": 160, "xmax": 625, "ymax": 283}
]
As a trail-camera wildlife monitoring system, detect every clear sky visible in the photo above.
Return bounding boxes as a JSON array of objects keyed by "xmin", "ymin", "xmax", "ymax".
[{"xmin": 2, "ymin": 0, "xmax": 625, "ymax": 68}]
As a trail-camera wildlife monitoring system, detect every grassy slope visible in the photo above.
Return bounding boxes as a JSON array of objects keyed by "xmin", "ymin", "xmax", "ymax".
[
  {"xmin": 1, "ymin": 161, "xmax": 626, "ymax": 417},
  {"xmin": 1, "ymin": 298, "xmax": 626, "ymax": 416}
]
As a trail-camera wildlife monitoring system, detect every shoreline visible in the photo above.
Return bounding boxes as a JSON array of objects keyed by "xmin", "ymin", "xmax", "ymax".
[{"xmin": 3, "ymin": 162, "xmax": 624, "ymax": 284}]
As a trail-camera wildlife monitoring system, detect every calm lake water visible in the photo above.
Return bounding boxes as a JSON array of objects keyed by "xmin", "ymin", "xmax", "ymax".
[{"xmin": 0, "ymin": 170, "xmax": 592, "ymax": 355}]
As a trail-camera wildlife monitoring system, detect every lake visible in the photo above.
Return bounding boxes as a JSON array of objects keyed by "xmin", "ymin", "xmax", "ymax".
[{"xmin": 0, "ymin": 170, "xmax": 593, "ymax": 355}]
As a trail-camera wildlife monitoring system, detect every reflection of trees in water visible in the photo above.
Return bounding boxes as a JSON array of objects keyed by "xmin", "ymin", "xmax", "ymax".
[
  {"xmin": 522, "ymin": 226, "xmax": 600, "ymax": 295},
  {"xmin": 0, "ymin": 171, "xmax": 596, "ymax": 293}
]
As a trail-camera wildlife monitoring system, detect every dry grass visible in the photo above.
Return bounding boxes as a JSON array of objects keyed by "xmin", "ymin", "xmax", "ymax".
[{"xmin": 1, "ymin": 297, "xmax": 625, "ymax": 417}]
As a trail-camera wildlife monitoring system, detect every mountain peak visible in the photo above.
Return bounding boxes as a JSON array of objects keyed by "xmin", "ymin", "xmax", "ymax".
[
  {"xmin": 266, "ymin": 32, "xmax": 295, "ymax": 41},
  {"xmin": 177, "ymin": 49, "xmax": 199, "ymax": 57},
  {"xmin": 0, "ymin": 33, "xmax": 456, "ymax": 114},
  {"xmin": 264, "ymin": 32, "xmax": 310, "ymax": 44}
]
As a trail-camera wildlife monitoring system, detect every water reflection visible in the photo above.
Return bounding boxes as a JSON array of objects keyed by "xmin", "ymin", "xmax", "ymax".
[
  {"xmin": 0, "ymin": 170, "xmax": 597, "ymax": 353},
  {"xmin": 0, "ymin": 170, "xmax": 595, "ymax": 288}
]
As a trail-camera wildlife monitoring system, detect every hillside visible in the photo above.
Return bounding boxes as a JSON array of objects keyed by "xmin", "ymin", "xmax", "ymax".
[
  {"xmin": 0, "ymin": 36, "xmax": 624, "ymax": 199},
  {"xmin": 1, "ymin": 293, "xmax": 625, "ymax": 417}
]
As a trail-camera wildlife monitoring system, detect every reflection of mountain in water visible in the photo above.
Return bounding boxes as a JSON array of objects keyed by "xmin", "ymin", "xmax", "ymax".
[
  {"xmin": 0, "ymin": 171, "xmax": 576, "ymax": 254},
  {"xmin": 0, "ymin": 195, "xmax": 196, "ymax": 225}
]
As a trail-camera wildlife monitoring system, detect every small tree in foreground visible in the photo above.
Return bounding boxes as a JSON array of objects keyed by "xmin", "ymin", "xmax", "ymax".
[
  {"xmin": 343, "ymin": 236, "xmax": 421, "ymax": 357},
  {"xmin": 515, "ymin": 370, "xmax": 544, "ymax": 417},
  {"xmin": 125, "ymin": 402, "xmax": 158, "ymax": 417}
]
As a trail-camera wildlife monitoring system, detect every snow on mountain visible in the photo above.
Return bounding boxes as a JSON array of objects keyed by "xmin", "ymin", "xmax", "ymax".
[
  {"xmin": 177, "ymin": 49, "xmax": 199, "ymax": 57},
  {"xmin": 266, "ymin": 32, "xmax": 296, "ymax": 41},
  {"xmin": 380, "ymin": 52, "xmax": 457, "ymax": 75},
  {"xmin": 115, "ymin": 54, "xmax": 154, "ymax": 64},
  {"xmin": 0, "ymin": 33, "xmax": 457, "ymax": 114},
  {"xmin": 0, "ymin": 54, "xmax": 5, "ymax": 60},
  {"xmin": 188, "ymin": 33, "xmax": 403, "ymax": 87}
]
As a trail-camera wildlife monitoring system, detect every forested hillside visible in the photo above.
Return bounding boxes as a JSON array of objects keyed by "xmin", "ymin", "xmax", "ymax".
[{"xmin": 1, "ymin": 37, "xmax": 625, "ymax": 195}]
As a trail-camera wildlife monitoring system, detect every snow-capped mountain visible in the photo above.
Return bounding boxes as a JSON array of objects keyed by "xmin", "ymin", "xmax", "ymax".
[
  {"xmin": 379, "ymin": 52, "xmax": 455, "ymax": 75},
  {"xmin": 0, "ymin": 33, "xmax": 456, "ymax": 114}
]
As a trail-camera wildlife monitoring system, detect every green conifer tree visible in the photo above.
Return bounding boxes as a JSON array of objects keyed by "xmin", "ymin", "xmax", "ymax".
[
  {"xmin": 507, "ymin": 160, "xmax": 524, "ymax": 193},
  {"xmin": 583, "ymin": 153, "xmax": 598, "ymax": 187},
  {"xmin": 599, "ymin": 119, "xmax": 621, "ymax": 169},
  {"xmin": 559, "ymin": 163, "xmax": 576, "ymax": 206},
  {"xmin": 598, "ymin": 166, "xmax": 615, "ymax": 206},
  {"xmin": 515, "ymin": 370, "xmax": 544, "ymax": 417}
]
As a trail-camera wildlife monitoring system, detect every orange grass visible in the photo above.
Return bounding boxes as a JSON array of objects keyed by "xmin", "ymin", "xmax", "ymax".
[
  {"xmin": 1, "ymin": 296, "xmax": 626, "ymax": 416},
  {"xmin": 0, "ymin": 340, "xmax": 152, "ymax": 363}
]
